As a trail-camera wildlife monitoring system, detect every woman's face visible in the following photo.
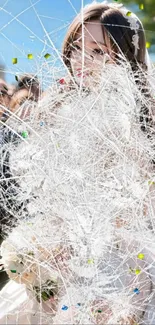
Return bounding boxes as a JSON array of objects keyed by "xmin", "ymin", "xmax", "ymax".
[
  {"xmin": 70, "ymin": 19, "xmax": 115, "ymax": 87},
  {"xmin": 0, "ymin": 81, "xmax": 11, "ymax": 119}
]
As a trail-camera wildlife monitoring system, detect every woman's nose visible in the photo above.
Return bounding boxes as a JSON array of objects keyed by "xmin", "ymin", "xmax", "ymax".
[
  {"xmin": 85, "ymin": 52, "xmax": 94, "ymax": 61},
  {"xmin": 72, "ymin": 51, "xmax": 94, "ymax": 66}
]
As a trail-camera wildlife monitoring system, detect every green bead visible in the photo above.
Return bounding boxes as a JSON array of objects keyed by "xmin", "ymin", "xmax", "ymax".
[{"xmin": 21, "ymin": 131, "xmax": 28, "ymax": 138}]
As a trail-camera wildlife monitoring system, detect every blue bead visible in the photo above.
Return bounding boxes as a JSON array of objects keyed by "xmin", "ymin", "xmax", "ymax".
[
  {"xmin": 133, "ymin": 288, "xmax": 140, "ymax": 294},
  {"xmin": 61, "ymin": 305, "xmax": 68, "ymax": 310}
]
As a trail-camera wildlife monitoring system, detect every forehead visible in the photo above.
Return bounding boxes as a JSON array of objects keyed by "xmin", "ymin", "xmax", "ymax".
[{"xmin": 74, "ymin": 19, "xmax": 104, "ymax": 44}]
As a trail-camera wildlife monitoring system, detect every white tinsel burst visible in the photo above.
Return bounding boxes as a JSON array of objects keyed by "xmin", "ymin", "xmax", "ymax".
[{"xmin": 1, "ymin": 63, "xmax": 155, "ymax": 324}]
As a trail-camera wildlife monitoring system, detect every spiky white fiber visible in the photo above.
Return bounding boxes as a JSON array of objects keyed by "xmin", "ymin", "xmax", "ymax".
[{"xmin": 1, "ymin": 63, "xmax": 155, "ymax": 324}]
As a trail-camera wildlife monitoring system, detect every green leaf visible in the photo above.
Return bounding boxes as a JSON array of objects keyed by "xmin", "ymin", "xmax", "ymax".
[{"xmin": 41, "ymin": 291, "xmax": 50, "ymax": 301}]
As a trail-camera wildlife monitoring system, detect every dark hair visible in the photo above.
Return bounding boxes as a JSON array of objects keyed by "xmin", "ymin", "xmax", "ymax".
[
  {"xmin": 0, "ymin": 131, "xmax": 22, "ymax": 237},
  {"xmin": 62, "ymin": 3, "xmax": 146, "ymax": 74},
  {"xmin": 17, "ymin": 74, "xmax": 40, "ymax": 101}
]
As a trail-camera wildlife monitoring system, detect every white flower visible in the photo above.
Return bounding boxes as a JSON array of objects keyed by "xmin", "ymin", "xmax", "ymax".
[
  {"xmin": 1, "ymin": 240, "xmax": 37, "ymax": 286},
  {"xmin": 125, "ymin": 13, "xmax": 139, "ymax": 31},
  {"xmin": 132, "ymin": 34, "xmax": 140, "ymax": 55},
  {"xmin": 1, "ymin": 241, "xmax": 18, "ymax": 264}
]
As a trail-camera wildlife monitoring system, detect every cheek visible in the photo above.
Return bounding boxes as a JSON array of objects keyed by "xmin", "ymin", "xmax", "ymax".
[
  {"xmin": 0, "ymin": 95, "xmax": 10, "ymax": 107},
  {"xmin": 70, "ymin": 55, "xmax": 84, "ymax": 81},
  {"xmin": 70, "ymin": 56, "xmax": 76, "ymax": 74},
  {"xmin": 70, "ymin": 52, "xmax": 82, "ymax": 71}
]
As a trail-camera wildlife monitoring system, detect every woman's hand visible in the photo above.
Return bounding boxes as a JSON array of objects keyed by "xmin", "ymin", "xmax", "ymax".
[{"xmin": 118, "ymin": 316, "xmax": 138, "ymax": 324}]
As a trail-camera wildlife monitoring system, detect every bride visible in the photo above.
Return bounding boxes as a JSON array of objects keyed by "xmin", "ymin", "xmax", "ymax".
[{"xmin": 0, "ymin": 2, "xmax": 155, "ymax": 324}]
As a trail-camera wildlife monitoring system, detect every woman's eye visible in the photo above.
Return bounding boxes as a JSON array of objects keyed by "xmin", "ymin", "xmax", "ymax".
[
  {"xmin": 72, "ymin": 44, "xmax": 81, "ymax": 51},
  {"xmin": 93, "ymin": 48, "xmax": 105, "ymax": 55}
]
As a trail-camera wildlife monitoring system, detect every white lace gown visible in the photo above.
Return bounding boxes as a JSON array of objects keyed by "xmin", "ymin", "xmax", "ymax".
[{"xmin": 1, "ymin": 64, "xmax": 155, "ymax": 324}]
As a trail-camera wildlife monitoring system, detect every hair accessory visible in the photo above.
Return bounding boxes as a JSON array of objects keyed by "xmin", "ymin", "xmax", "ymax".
[{"xmin": 121, "ymin": 8, "xmax": 140, "ymax": 56}]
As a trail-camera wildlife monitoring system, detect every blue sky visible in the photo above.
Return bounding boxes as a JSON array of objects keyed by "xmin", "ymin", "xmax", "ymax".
[{"xmin": 0, "ymin": 0, "xmax": 152, "ymax": 85}]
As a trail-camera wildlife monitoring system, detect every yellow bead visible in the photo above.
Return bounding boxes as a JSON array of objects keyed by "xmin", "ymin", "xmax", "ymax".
[
  {"xmin": 146, "ymin": 42, "xmax": 151, "ymax": 49},
  {"xmin": 137, "ymin": 253, "xmax": 144, "ymax": 260},
  {"xmin": 139, "ymin": 3, "xmax": 144, "ymax": 10},
  {"xmin": 135, "ymin": 269, "xmax": 141, "ymax": 275},
  {"xmin": 87, "ymin": 259, "xmax": 94, "ymax": 265},
  {"xmin": 12, "ymin": 58, "xmax": 17, "ymax": 64},
  {"xmin": 27, "ymin": 54, "xmax": 34, "ymax": 60},
  {"xmin": 44, "ymin": 53, "xmax": 51, "ymax": 59}
]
